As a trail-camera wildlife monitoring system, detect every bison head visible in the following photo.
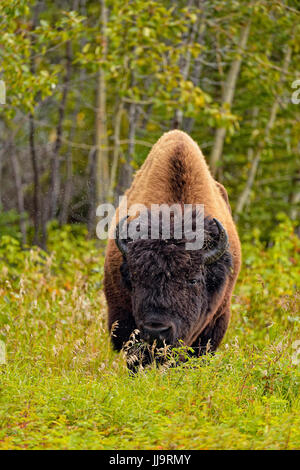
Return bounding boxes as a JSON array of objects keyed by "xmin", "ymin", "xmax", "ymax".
[{"xmin": 115, "ymin": 207, "xmax": 232, "ymax": 353}]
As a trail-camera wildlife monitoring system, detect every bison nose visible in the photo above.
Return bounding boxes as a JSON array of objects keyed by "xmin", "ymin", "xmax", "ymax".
[{"xmin": 143, "ymin": 321, "xmax": 172, "ymax": 342}]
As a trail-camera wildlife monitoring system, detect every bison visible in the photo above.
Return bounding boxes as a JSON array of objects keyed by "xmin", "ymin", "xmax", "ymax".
[{"xmin": 104, "ymin": 130, "xmax": 241, "ymax": 368}]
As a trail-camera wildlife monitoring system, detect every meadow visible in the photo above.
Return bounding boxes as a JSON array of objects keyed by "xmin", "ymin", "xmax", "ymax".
[{"xmin": 0, "ymin": 215, "xmax": 299, "ymax": 450}]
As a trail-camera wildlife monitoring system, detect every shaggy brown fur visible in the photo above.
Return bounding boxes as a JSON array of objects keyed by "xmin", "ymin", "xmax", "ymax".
[{"xmin": 104, "ymin": 130, "xmax": 241, "ymax": 360}]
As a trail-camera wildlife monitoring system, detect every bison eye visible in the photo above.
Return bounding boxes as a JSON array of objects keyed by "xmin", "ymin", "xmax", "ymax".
[{"xmin": 188, "ymin": 279, "xmax": 198, "ymax": 285}]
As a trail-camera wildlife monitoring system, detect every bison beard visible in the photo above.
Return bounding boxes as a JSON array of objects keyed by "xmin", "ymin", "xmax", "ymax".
[{"xmin": 104, "ymin": 130, "xmax": 241, "ymax": 373}]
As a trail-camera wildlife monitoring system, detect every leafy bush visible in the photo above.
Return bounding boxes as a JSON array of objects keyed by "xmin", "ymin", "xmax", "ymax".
[{"xmin": 0, "ymin": 209, "xmax": 27, "ymax": 241}]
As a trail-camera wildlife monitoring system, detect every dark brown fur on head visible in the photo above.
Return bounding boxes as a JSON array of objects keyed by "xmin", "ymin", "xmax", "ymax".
[{"xmin": 118, "ymin": 208, "xmax": 232, "ymax": 352}]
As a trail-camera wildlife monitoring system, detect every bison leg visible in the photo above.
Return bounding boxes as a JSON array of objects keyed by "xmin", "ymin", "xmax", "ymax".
[
  {"xmin": 191, "ymin": 310, "xmax": 230, "ymax": 356},
  {"xmin": 109, "ymin": 312, "xmax": 137, "ymax": 352}
]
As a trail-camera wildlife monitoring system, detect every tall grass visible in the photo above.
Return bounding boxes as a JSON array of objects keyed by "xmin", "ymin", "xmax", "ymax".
[{"xmin": 0, "ymin": 216, "xmax": 299, "ymax": 449}]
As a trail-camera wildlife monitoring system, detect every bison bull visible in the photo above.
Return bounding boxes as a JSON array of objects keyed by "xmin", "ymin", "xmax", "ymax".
[{"xmin": 104, "ymin": 130, "xmax": 241, "ymax": 368}]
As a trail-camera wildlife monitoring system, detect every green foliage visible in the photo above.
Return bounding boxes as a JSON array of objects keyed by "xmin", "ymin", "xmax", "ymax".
[
  {"xmin": 0, "ymin": 209, "xmax": 27, "ymax": 241},
  {"xmin": 0, "ymin": 0, "xmax": 299, "ymax": 237},
  {"xmin": 0, "ymin": 0, "xmax": 85, "ymax": 115},
  {"xmin": 0, "ymin": 219, "xmax": 299, "ymax": 449}
]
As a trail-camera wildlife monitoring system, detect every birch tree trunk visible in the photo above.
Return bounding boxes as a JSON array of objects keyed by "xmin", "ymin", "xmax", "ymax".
[
  {"xmin": 108, "ymin": 101, "xmax": 124, "ymax": 201},
  {"xmin": 126, "ymin": 100, "xmax": 137, "ymax": 185},
  {"xmin": 29, "ymin": 113, "xmax": 41, "ymax": 246},
  {"xmin": 209, "ymin": 21, "xmax": 251, "ymax": 176},
  {"xmin": 235, "ymin": 45, "xmax": 292, "ymax": 218},
  {"xmin": 10, "ymin": 147, "xmax": 27, "ymax": 245},
  {"xmin": 0, "ymin": 147, "xmax": 3, "ymax": 207},
  {"xmin": 172, "ymin": 0, "xmax": 200, "ymax": 129},
  {"xmin": 289, "ymin": 170, "xmax": 300, "ymax": 221},
  {"xmin": 87, "ymin": 147, "xmax": 97, "ymax": 237},
  {"xmin": 185, "ymin": 1, "xmax": 207, "ymax": 134},
  {"xmin": 289, "ymin": 133, "xmax": 300, "ymax": 222},
  {"xmin": 28, "ymin": 4, "xmax": 42, "ymax": 246},
  {"xmin": 59, "ymin": 131, "xmax": 74, "ymax": 226},
  {"xmin": 95, "ymin": 0, "xmax": 109, "ymax": 206},
  {"xmin": 117, "ymin": 74, "xmax": 139, "ymax": 196},
  {"xmin": 49, "ymin": 40, "xmax": 72, "ymax": 219},
  {"xmin": 59, "ymin": 0, "xmax": 84, "ymax": 225}
]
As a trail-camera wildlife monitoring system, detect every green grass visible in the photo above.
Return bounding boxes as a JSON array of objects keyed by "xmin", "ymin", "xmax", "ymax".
[{"xmin": 0, "ymin": 217, "xmax": 299, "ymax": 449}]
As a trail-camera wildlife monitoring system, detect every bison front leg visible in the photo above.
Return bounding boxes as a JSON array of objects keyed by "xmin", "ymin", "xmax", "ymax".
[
  {"xmin": 109, "ymin": 311, "xmax": 137, "ymax": 352},
  {"xmin": 191, "ymin": 310, "xmax": 230, "ymax": 356}
]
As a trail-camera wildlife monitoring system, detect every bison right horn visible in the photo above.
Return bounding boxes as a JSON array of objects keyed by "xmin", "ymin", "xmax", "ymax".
[
  {"xmin": 115, "ymin": 215, "xmax": 129, "ymax": 257},
  {"xmin": 203, "ymin": 218, "xmax": 229, "ymax": 265}
]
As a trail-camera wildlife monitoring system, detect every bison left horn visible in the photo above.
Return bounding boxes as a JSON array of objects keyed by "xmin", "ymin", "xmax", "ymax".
[
  {"xmin": 203, "ymin": 218, "xmax": 229, "ymax": 265},
  {"xmin": 115, "ymin": 215, "xmax": 129, "ymax": 257}
]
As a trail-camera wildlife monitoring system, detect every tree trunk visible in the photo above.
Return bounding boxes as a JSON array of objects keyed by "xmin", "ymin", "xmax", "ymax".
[
  {"xmin": 59, "ymin": 143, "xmax": 73, "ymax": 226},
  {"xmin": 289, "ymin": 172, "xmax": 300, "ymax": 222},
  {"xmin": 59, "ymin": 94, "xmax": 79, "ymax": 226},
  {"xmin": 235, "ymin": 45, "xmax": 292, "ymax": 218},
  {"xmin": 126, "ymin": 100, "xmax": 137, "ymax": 186},
  {"xmin": 10, "ymin": 147, "xmax": 27, "ymax": 245},
  {"xmin": 87, "ymin": 147, "xmax": 97, "ymax": 237},
  {"xmin": 0, "ymin": 148, "xmax": 3, "ymax": 208},
  {"xmin": 49, "ymin": 40, "xmax": 72, "ymax": 219},
  {"xmin": 117, "ymin": 74, "xmax": 139, "ymax": 196},
  {"xmin": 209, "ymin": 21, "xmax": 251, "ymax": 176},
  {"xmin": 108, "ymin": 101, "xmax": 124, "ymax": 202},
  {"xmin": 172, "ymin": 0, "xmax": 200, "ymax": 130},
  {"xmin": 59, "ymin": 0, "xmax": 85, "ymax": 225},
  {"xmin": 29, "ymin": 4, "xmax": 43, "ymax": 247},
  {"xmin": 185, "ymin": 0, "xmax": 207, "ymax": 134},
  {"xmin": 288, "ymin": 160, "xmax": 300, "ymax": 222},
  {"xmin": 29, "ymin": 113, "xmax": 41, "ymax": 246},
  {"xmin": 95, "ymin": 0, "xmax": 109, "ymax": 207}
]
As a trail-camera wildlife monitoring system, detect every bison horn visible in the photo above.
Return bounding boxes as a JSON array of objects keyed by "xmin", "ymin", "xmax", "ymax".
[
  {"xmin": 203, "ymin": 218, "xmax": 229, "ymax": 265},
  {"xmin": 115, "ymin": 215, "xmax": 129, "ymax": 257}
]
